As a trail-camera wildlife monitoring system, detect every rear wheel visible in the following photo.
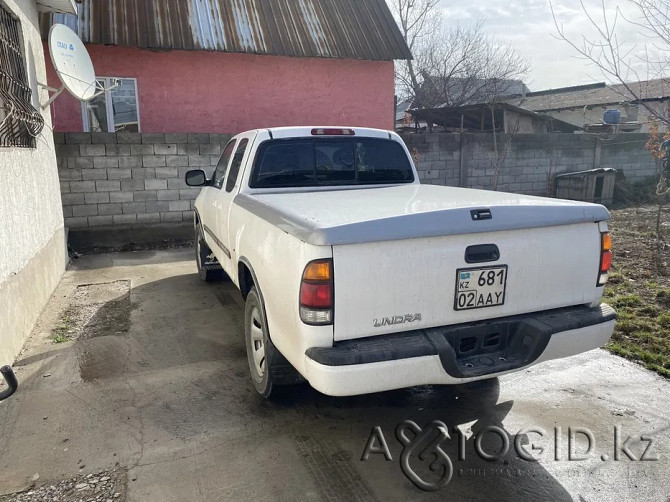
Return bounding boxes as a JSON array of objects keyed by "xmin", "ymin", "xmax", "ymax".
[
  {"xmin": 244, "ymin": 286, "xmax": 302, "ymax": 398},
  {"xmin": 195, "ymin": 221, "xmax": 227, "ymax": 282}
]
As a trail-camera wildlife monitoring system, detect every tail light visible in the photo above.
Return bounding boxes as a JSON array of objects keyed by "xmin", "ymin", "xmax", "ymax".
[
  {"xmin": 300, "ymin": 259, "xmax": 333, "ymax": 325},
  {"xmin": 597, "ymin": 232, "xmax": 612, "ymax": 286}
]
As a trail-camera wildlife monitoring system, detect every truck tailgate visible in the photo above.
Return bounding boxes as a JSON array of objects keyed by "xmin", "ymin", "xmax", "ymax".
[{"xmin": 332, "ymin": 222, "xmax": 602, "ymax": 341}]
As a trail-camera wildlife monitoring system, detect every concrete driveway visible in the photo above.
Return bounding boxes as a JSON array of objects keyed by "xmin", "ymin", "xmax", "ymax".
[{"xmin": 0, "ymin": 248, "xmax": 669, "ymax": 501}]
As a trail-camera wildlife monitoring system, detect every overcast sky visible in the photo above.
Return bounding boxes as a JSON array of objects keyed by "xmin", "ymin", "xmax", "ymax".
[{"xmin": 437, "ymin": 0, "xmax": 657, "ymax": 92}]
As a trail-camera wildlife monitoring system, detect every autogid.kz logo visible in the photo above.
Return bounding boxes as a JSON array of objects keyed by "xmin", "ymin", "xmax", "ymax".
[{"xmin": 360, "ymin": 421, "xmax": 659, "ymax": 492}]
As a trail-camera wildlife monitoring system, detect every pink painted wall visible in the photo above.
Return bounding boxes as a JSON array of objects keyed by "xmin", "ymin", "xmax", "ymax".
[{"xmin": 45, "ymin": 44, "xmax": 396, "ymax": 133}]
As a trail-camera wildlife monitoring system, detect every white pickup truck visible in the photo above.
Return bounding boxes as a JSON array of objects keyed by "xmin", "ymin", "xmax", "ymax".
[{"xmin": 186, "ymin": 126, "xmax": 616, "ymax": 398}]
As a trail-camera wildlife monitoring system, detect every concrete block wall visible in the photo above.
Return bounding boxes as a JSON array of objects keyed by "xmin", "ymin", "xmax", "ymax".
[
  {"xmin": 55, "ymin": 132, "xmax": 231, "ymax": 230},
  {"xmin": 401, "ymin": 132, "xmax": 658, "ymax": 196},
  {"xmin": 53, "ymin": 132, "xmax": 658, "ymax": 243}
]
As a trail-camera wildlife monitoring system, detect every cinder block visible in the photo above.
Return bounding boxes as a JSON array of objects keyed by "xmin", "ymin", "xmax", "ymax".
[
  {"xmin": 122, "ymin": 202, "xmax": 146, "ymax": 214},
  {"xmin": 177, "ymin": 144, "xmax": 200, "ymax": 155},
  {"xmin": 85, "ymin": 192, "xmax": 110, "ymax": 204},
  {"xmin": 80, "ymin": 144, "xmax": 106, "ymax": 156},
  {"xmin": 133, "ymin": 190, "xmax": 158, "ymax": 201},
  {"xmin": 155, "ymin": 167, "xmax": 177, "ymax": 178},
  {"xmin": 167, "ymin": 178, "xmax": 186, "ymax": 190},
  {"xmin": 165, "ymin": 133, "xmax": 188, "ymax": 143},
  {"xmin": 88, "ymin": 215, "xmax": 115, "ymax": 227},
  {"xmin": 117, "ymin": 132, "xmax": 142, "ymax": 144},
  {"xmin": 145, "ymin": 179, "xmax": 168, "ymax": 190},
  {"xmin": 168, "ymin": 200, "xmax": 190, "ymax": 212},
  {"xmin": 61, "ymin": 193, "xmax": 85, "ymax": 205},
  {"xmin": 121, "ymin": 179, "xmax": 146, "ymax": 191},
  {"xmin": 95, "ymin": 180, "xmax": 121, "ymax": 192},
  {"xmin": 182, "ymin": 210, "xmax": 194, "ymax": 220},
  {"xmin": 56, "ymin": 144, "xmax": 80, "ymax": 157},
  {"xmin": 179, "ymin": 188, "xmax": 200, "ymax": 199},
  {"xmin": 105, "ymin": 144, "xmax": 131, "ymax": 156},
  {"xmin": 64, "ymin": 217, "xmax": 88, "ymax": 228},
  {"xmin": 179, "ymin": 166, "xmax": 200, "ymax": 178},
  {"xmin": 70, "ymin": 181, "xmax": 97, "ymax": 193},
  {"xmin": 98, "ymin": 204, "xmax": 123, "ymax": 216},
  {"xmin": 109, "ymin": 192, "xmax": 134, "ymax": 203},
  {"xmin": 130, "ymin": 144, "xmax": 154, "ymax": 156},
  {"xmin": 154, "ymin": 144, "xmax": 178, "ymax": 155},
  {"xmin": 141, "ymin": 133, "xmax": 165, "ymax": 144},
  {"xmin": 91, "ymin": 132, "xmax": 117, "ymax": 144},
  {"xmin": 53, "ymin": 132, "xmax": 65, "ymax": 144},
  {"xmin": 81, "ymin": 169, "xmax": 107, "ymax": 181},
  {"xmin": 132, "ymin": 168, "xmax": 156, "ymax": 179},
  {"xmin": 68, "ymin": 157, "xmax": 94, "ymax": 169},
  {"xmin": 146, "ymin": 201, "xmax": 169, "ymax": 213},
  {"xmin": 119, "ymin": 156, "xmax": 142, "ymax": 168},
  {"xmin": 188, "ymin": 133, "xmax": 209, "ymax": 144},
  {"xmin": 107, "ymin": 168, "xmax": 133, "ymax": 180},
  {"xmin": 199, "ymin": 144, "xmax": 220, "ymax": 155},
  {"xmin": 60, "ymin": 181, "xmax": 70, "ymax": 193},
  {"xmin": 59, "ymin": 169, "xmax": 82, "ymax": 181},
  {"xmin": 166, "ymin": 155, "xmax": 187, "ymax": 167},
  {"xmin": 209, "ymin": 155, "xmax": 220, "ymax": 165},
  {"xmin": 62, "ymin": 206, "xmax": 72, "ymax": 217},
  {"xmin": 188, "ymin": 155, "xmax": 210, "ymax": 167},
  {"xmin": 93, "ymin": 156, "xmax": 119, "ymax": 169},
  {"xmin": 137, "ymin": 213, "xmax": 161, "ymax": 223},
  {"xmin": 113, "ymin": 214, "xmax": 137, "ymax": 225},
  {"xmin": 143, "ymin": 155, "xmax": 167, "ymax": 167},
  {"xmin": 161, "ymin": 212, "xmax": 183, "ymax": 222},
  {"xmin": 157, "ymin": 190, "xmax": 180, "ymax": 201},
  {"xmin": 210, "ymin": 134, "xmax": 232, "ymax": 145},
  {"xmin": 65, "ymin": 132, "xmax": 91, "ymax": 144},
  {"xmin": 72, "ymin": 204, "xmax": 98, "ymax": 217}
]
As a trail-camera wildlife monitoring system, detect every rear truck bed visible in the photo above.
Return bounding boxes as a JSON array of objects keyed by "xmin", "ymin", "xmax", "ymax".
[{"xmin": 239, "ymin": 184, "xmax": 616, "ymax": 396}]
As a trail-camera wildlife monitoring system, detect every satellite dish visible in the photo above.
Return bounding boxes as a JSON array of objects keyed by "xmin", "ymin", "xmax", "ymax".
[
  {"xmin": 40, "ymin": 24, "xmax": 119, "ymax": 109},
  {"xmin": 48, "ymin": 24, "xmax": 96, "ymax": 100}
]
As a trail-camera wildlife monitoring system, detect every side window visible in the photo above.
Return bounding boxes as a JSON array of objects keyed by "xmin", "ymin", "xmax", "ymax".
[
  {"xmin": 225, "ymin": 139, "xmax": 249, "ymax": 192},
  {"xmin": 213, "ymin": 140, "xmax": 236, "ymax": 189}
]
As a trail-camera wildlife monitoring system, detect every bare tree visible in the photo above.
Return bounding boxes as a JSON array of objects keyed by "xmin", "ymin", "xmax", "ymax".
[
  {"xmin": 389, "ymin": 1, "xmax": 530, "ymax": 109},
  {"xmin": 551, "ymin": 0, "xmax": 670, "ymax": 126},
  {"xmin": 552, "ymin": 0, "xmax": 669, "ymax": 272}
]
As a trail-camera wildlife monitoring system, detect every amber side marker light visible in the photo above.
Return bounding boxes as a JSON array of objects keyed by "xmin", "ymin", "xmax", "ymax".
[{"xmin": 598, "ymin": 232, "xmax": 612, "ymax": 286}]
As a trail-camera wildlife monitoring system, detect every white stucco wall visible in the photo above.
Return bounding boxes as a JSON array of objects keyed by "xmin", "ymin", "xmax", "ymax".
[{"xmin": 0, "ymin": 0, "xmax": 66, "ymax": 363}]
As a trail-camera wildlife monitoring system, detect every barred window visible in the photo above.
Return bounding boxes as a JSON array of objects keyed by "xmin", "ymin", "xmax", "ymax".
[{"xmin": 0, "ymin": 5, "xmax": 44, "ymax": 148}]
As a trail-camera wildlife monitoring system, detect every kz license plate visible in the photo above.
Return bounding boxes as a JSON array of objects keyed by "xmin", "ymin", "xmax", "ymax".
[{"xmin": 454, "ymin": 266, "xmax": 508, "ymax": 311}]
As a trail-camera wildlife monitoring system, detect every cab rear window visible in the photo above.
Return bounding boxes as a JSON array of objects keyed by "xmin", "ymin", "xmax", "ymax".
[{"xmin": 249, "ymin": 138, "xmax": 414, "ymax": 188}]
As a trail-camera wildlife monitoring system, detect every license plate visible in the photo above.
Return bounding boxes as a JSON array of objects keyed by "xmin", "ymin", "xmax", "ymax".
[{"xmin": 454, "ymin": 266, "xmax": 508, "ymax": 311}]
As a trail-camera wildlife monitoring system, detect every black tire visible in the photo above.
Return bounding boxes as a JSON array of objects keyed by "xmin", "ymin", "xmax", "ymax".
[
  {"xmin": 195, "ymin": 221, "xmax": 226, "ymax": 282},
  {"xmin": 244, "ymin": 286, "xmax": 302, "ymax": 398}
]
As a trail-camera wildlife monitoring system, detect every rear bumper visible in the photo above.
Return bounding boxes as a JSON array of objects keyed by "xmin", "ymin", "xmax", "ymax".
[{"xmin": 303, "ymin": 304, "xmax": 616, "ymax": 396}]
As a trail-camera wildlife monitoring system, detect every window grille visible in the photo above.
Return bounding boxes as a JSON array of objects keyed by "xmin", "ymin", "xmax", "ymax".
[{"xmin": 0, "ymin": 5, "xmax": 44, "ymax": 148}]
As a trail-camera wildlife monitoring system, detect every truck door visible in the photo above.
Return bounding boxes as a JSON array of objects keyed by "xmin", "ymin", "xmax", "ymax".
[
  {"xmin": 216, "ymin": 132, "xmax": 253, "ymax": 273},
  {"xmin": 200, "ymin": 138, "xmax": 236, "ymax": 262}
]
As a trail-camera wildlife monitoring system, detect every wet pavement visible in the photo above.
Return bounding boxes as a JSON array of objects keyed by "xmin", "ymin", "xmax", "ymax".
[{"xmin": 0, "ymin": 248, "xmax": 669, "ymax": 501}]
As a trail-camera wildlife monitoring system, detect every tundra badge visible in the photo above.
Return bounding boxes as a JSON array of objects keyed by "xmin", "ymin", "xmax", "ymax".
[{"xmin": 374, "ymin": 314, "xmax": 422, "ymax": 328}]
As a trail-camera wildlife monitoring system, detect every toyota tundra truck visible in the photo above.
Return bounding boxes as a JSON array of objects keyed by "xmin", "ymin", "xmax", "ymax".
[{"xmin": 185, "ymin": 126, "xmax": 616, "ymax": 397}]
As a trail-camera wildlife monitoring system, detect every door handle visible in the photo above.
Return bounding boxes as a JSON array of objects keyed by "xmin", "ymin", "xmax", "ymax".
[{"xmin": 465, "ymin": 244, "xmax": 500, "ymax": 264}]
